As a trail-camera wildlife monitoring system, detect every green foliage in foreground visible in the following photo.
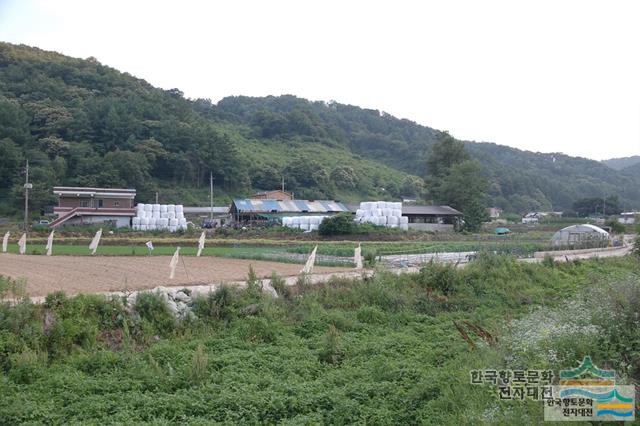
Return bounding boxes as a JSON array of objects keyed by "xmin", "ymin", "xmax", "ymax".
[{"xmin": 0, "ymin": 256, "xmax": 638, "ymax": 424}]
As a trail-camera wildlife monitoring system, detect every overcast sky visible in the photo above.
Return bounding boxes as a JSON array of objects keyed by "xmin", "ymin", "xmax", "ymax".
[{"xmin": 1, "ymin": 0, "xmax": 639, "ymax": 160}]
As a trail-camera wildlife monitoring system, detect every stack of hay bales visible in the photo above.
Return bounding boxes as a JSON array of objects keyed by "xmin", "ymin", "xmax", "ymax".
[
  {"xmin": 355, "ymin": 201, "xmax": 408, "ymax": 230},
  {"xmin": 281, "ymin": 215, "xmax": 329, "ymax": 231},
  {"xmin": 132, "ymin": 204, "xmax": 187, "ymax": 232}
]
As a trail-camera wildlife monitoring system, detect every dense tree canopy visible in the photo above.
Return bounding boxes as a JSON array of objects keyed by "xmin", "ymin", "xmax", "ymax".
[{"xmin": 1, "ymin": 42, "xmax": 639, "ymax": 218}]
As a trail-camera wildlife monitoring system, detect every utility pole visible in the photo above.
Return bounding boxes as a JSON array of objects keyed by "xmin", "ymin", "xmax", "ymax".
[
  {"xmin": 281, "ymin": 176, "xmax": 285, "ymax": 192},
  {"xmin": 155, "ymin": 192, "xmax": 159, "ymax": 204},
  {"xmin": 210, "ymin": 171, "xmax": 214, "ymax": 221},
  {"xmin": 602, "ymin": 197, "xmax": 606, "ymax": 217},
  {"xmin": 23, "ymin": 160, "xmax": 32, "ymax": 233}
]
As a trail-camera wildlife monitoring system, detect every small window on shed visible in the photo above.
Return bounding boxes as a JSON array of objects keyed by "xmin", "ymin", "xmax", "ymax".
[{"xmin": 114, "ymin": 201, "xmax": 120, "ymax": 207}]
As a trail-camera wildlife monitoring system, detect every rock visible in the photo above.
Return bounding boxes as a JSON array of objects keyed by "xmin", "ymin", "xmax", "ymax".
[
  {"xmin": 176, "ymin": 301, "xmax": 187, "ymax": 312},
  {"xmin": 174, "ymin": 291, "xmax": 191, "ymax": 303},
  {"xmin": 241, "ymin": 304, "xmax": 260, "ymax": 316},
  {"xmin": 166, "ymin": 299, "xmax": 179, "ymax": 315}
]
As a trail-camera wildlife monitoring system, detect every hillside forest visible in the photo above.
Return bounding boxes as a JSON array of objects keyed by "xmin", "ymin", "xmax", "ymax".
[{"xmin": 1, "ymin": 42, "xmax": 639, "ymax": 220}]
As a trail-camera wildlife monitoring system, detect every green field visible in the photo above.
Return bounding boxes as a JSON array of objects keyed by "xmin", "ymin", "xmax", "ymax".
[{"xmin": 0, "ymin": 255, "xmax": 638, "ymax": 423}]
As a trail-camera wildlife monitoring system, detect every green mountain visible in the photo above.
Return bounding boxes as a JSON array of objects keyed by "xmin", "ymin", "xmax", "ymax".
[
  {"xmin": 1, "ymin": 42, "xmax": 639, "ymax": 217},
  {"xmin": 602, "ymin": 156, "xmax": 640, "ymax": 171}
]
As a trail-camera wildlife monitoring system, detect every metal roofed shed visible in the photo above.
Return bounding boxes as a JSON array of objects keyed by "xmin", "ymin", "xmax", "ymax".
[
  {"xmin": 401, "ymin": 205, "xmax": 463, "ymax": 232},
  {"xmin": 551, "ymin": 224, "xmax": 610, "ymax": 247},
  {"xmin": 230, "ymin": 199, "xmax": 350, "ymax": 223}
]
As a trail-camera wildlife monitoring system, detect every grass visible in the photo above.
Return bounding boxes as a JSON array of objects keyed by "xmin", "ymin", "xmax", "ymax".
[{"xmin": 0, "ymin": 255, "xmax": 638, "ymax": 423}]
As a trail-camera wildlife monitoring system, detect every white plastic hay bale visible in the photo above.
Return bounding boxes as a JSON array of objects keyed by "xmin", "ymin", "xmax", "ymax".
[
  {"xmin": 169, "ymin": 226, "xmax": 177, "ymax": 233},
  {"xmin": 309, "ymin": 224, "xmax": 319, "ymax": 231},
  {"xmin": 151, "ymin": 203, "xmax": 160, "ymax": 211},
  {"xmin": 176, "ymin": 205, "xmax": 184, "ymax": 213},
  {"xmin": 299, "ymin": 223, "xmax": 309, "ymax": 231},
  {"xmin": 356, "ymin": 209, "xmax": 365, "ymax": 217},
  {"xmin": 282, "ymin": 217, "xmax": 291, "ymax": 227},
  {"xmin": 132, "ymin": 217, "xmax": 141, "ymax": 226},
  {"xmin": 139, "ymin": 225, "xmax": 147, "ymax": 231},
  {"xmin": 400, "ymin": 223, "xmax": 409, "ymax": 231},
  {"xmin": 167, "ymin": 204, "xmax": 175, "ymax": 212},
  {"xmin": 132, "ymin": 224, "xmax": 139, "ymax": 231},
  {"xmin": 144, "ymin": 204, "xmax": 152, "ymax": 212},
  {"xmin": 168, "ymin": 211, "xmax": 176, "ymax": 220},
  {"xmin": 376, "ymin": 209, "xmax": 384, "ymax": 217},
  {"xmin": 394, "ymin": 202, "xmax": 402, "ymax": 210},
  {"xmin": 291, "ymin": 217, "xmax": 301, "ymax": 226},
  {"xmin": 400, "ymin": 216, "xmax": 409, "ymax": 225},
  {"xmin": 387, "ymin": 216, "xmax": 399, "ymax": 226},
  {"xmin": 160, "ymin": 212, "xmax": 168, "ymax": 219},
  {"xmin": 160, "ymin": 204, "xmax": 167, "ymax": 213},
  {"xmin": 389, "ymin": 224, "xmax": 399, "ymax": 229},
  {"xmin": 382, "ymin": 208, "xmax": 392, "ymax": 217},
  {"xmin": 378, "ymin": 216, "xmax": 388, "ymax": 226},
  {"xmin": 169, "ymin": 218, "xmax": 179, "ymax": 227},
  {"xmin": 179, "ymin": 218, "xmax": 187, "ymax": 227},
  {"xmin": 392, "ymin": 208, "xmax": 402, "ymax": 217},
  {"xmin": 176, "ymin": 213, "xmax": 185, "ymax": 220},
  {"xmin": 141, "ymin": 217, "xmax": 150, "ymax": 226},
  {"xmin": 309, "ymin": 216, "xmax": 321, "ymax": 225},
  {"xmin": 159, "ymin": 218, "xmax": 169, "ymax": 227}
]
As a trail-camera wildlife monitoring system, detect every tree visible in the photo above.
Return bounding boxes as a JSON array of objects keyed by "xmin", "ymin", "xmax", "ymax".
[
  {"xmin": 425, "ymin": 131, "xmax": 469, "ymax": 179},
  {"xmin": 462, "ymin": 198, "xmax": 488, "ymax": 232}
]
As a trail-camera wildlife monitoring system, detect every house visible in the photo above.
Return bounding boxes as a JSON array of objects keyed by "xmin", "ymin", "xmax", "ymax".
[
  {"xmin": 230, "ymin": 198, "xmax": 349, "ymax": 223},
  {"xmin": 251, "ymin": 190, "xmax": 293, "ymax": 201},
  {"xmin": 401, "ymin": 205, "xmax": 463, "ymax": 232},
  {"xmin": 50, "ymin": 186, "xmax": 136, "ymax": 228},
  {"xmin": 522, "ymin": 212, "xmax": 544, "ymax": 224},
  {"xmin": 487, "ymin": 207, "xmax": 503, "ymax": 220},
  {"xmin": 618, "ymin": 212, "xmax": 636, "ymax": 225}
]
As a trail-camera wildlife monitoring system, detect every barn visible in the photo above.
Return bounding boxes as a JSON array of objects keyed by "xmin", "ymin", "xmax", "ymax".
[{"xmin": 230, "ymin": 199, "xmax": 350, "ymax": 224}]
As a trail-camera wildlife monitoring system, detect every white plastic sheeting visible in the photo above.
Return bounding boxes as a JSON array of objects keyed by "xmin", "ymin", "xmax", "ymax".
[
  {"xmin": 133, "ymin": 204, "xmax": 187, "ymax": 232},
  {"xmin": 282, "ymin": 215, "xmax": 330, "ymax": 231},
  {"xmin": 355, "ymin": 201, "xmax": 408, "ymax": 230}
]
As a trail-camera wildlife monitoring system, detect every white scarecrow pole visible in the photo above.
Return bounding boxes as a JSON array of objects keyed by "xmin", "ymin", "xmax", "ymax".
[
  {"xmin": 145, "ymin": 241, "xmax": 154, "ymax": 255},
  {"xmin": 169, "ymin": 247, "xmax": 181, "ymax": 279},
  {"xmin": 301, "ymin": 245, "xmax": 318, "ymax": 275},
  {"xmin": 89, "ymin": 228, "xmax": 102, "ymax": 255},
  {"xmin": 17, "ymin": 233, "xmax": 27, "ymax": 255},
  {"xmin": 46, "ymin": 230, "xmax": 55, "ymax": 256},
  {"xmin": 354, "ymin": 243, "xmax": 363, "ymax": 270},
  {"xmin": 197, "ymin": 231, "xmax": 206, "ymax": 257},
  {"xmin": 2, "ymin": 231, "xmax": 9, "ymax": 253}
]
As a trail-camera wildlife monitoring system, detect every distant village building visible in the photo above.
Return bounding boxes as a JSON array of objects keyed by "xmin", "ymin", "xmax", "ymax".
[
  {"xmin": 522, "ymin": 212, "xmax": 543, "ymax": 224},
  {"xmin": 230, "ymin": 198, "xmax": 349, "ymax": 223},
  {"xmin": 251, "ymin": 190, "xmax": 293, "ymax": 200},
  {"xmin": 401, "ymin": 205, "xmax": 463, "ymax": 232},
  {"xmin": 50, "ymin": 186, "xmax": 136, "ymax": 228},
  {"xmin": 487, "ymin": 207, "xmax": 503, "ymax": 220},
  {"xmin": 618, "ymin": 212, "xmax": 637, "ymax": 225}
]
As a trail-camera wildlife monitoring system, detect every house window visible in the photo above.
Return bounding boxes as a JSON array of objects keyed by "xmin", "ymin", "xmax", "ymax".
[
  {"xmin": 114, "ymin": 201, "xmax": 120, "ymax": 207},
  {"xmin": 97, "ymin": 199, "xmax": 104, "ymax": 208},
  {"xmin": 80, "ymin": 200, "xmax": 89, "ymax": 207}
]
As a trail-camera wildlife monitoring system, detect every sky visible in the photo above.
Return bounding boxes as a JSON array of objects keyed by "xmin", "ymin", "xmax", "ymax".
[{"xmin": 0, "ymin": 0, "xmax": 639, "ymax": 161}]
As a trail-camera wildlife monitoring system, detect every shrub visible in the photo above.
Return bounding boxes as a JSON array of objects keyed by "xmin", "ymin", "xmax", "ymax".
[
  {"xmin": 606, "ymin": 219, "xmax": 625, "ymax": 234},
  {"xmin": 192, "ymin": 285, "xmax": 235, "ymax": 322},
  {"xmin": 234, "ymin": 317, "xmax": 277, "ymax": 344},
  {"xmin": 318, "ymin": 324, "xmax": 342, "ymax": 364},
  {"xmin": 189, "ymin": 344, "xmax": 209, "ymax": 383},
  {"xmin": 318, "ymin": 213, "xmax": 356, "ymax": 236},
  {"xmin": 417, "ymin": 262, "xmax": 460, "ymax": 295},
  {"xmin": 269, "ymin": 272, "xmax": 291, "ymax": 300},
  {"xmin": 8, "ymin": 349, "xmax": 47, "ymax": 384},
  {"xmin": 134, "ymin": 292, "xmax": 175, "ymax": 335},
  {"xmin": 0, "ymin": 276, "xmax": 26, "ymax": 300},
  {"xmin": 356, "ymin": 306, "xmax": 388, "ymax": 324}
]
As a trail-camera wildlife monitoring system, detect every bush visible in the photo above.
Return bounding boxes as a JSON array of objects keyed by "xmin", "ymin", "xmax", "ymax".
[
  {"xmin": 192, "ymin": 285, "xmax": 236, "ymax": 322},
  {"xmin": 318, "ymin": 213, "xmax": 356, "ymax": 236},
  {"xmin": 134, "ymin": 292, "xmax": 175, "ymax": 335},
  {"xmin": 417, "ymin": 262, "xmax": 460, "ymax": 295},
  {"xmin": 606, "ymin": 219, "xmax": 625, "ymax": 234}
]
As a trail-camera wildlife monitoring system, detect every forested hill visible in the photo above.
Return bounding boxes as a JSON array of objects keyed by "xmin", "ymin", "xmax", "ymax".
[
  {"xmin": 602, "ymin": 156, "xmax": 640, "ymax": 171},
  {"xmin": 1, "ymin": 42, "xmax": 639, "ymax": 217}
]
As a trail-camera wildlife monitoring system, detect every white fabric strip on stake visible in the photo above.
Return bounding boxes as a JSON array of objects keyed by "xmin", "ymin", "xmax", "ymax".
[
  {"xmin": 169, "ymin": 247, "xmax": 181, "ymax": 279},
  {"xmin": 46, "ymin": 230, "xmax": 54, "ymax": 256},
  {"xmin": 17, "ymin": 233, "xmax": 26, "ymax": 255},
  {"xmin": 197, "ymin": 231, "xmax": 206, "ymax": 257},
  {"xmin": 89, "ymin": 228, "xmax": 102, "ymax": 255},
  {"xmin": 301, "ymin": 245, "xmax": 317, "ymax": 274},
  {"xmin": 354, "ymin": 243, "xmax": 363, "ymax": 270},
  {"xmin": 2, "ymin": 231, "xmax": 9, "ymax": 253}
]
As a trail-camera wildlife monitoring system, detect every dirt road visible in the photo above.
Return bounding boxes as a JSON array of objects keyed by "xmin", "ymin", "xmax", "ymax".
[{"xmin": 0, "ymin": 254, "xmax": 346, "ymax": 297}]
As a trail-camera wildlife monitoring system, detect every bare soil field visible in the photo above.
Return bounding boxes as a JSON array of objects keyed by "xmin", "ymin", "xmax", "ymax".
[{"xmin": 0, "ymin": 254, "xmax": 347, "ymax": 297}]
